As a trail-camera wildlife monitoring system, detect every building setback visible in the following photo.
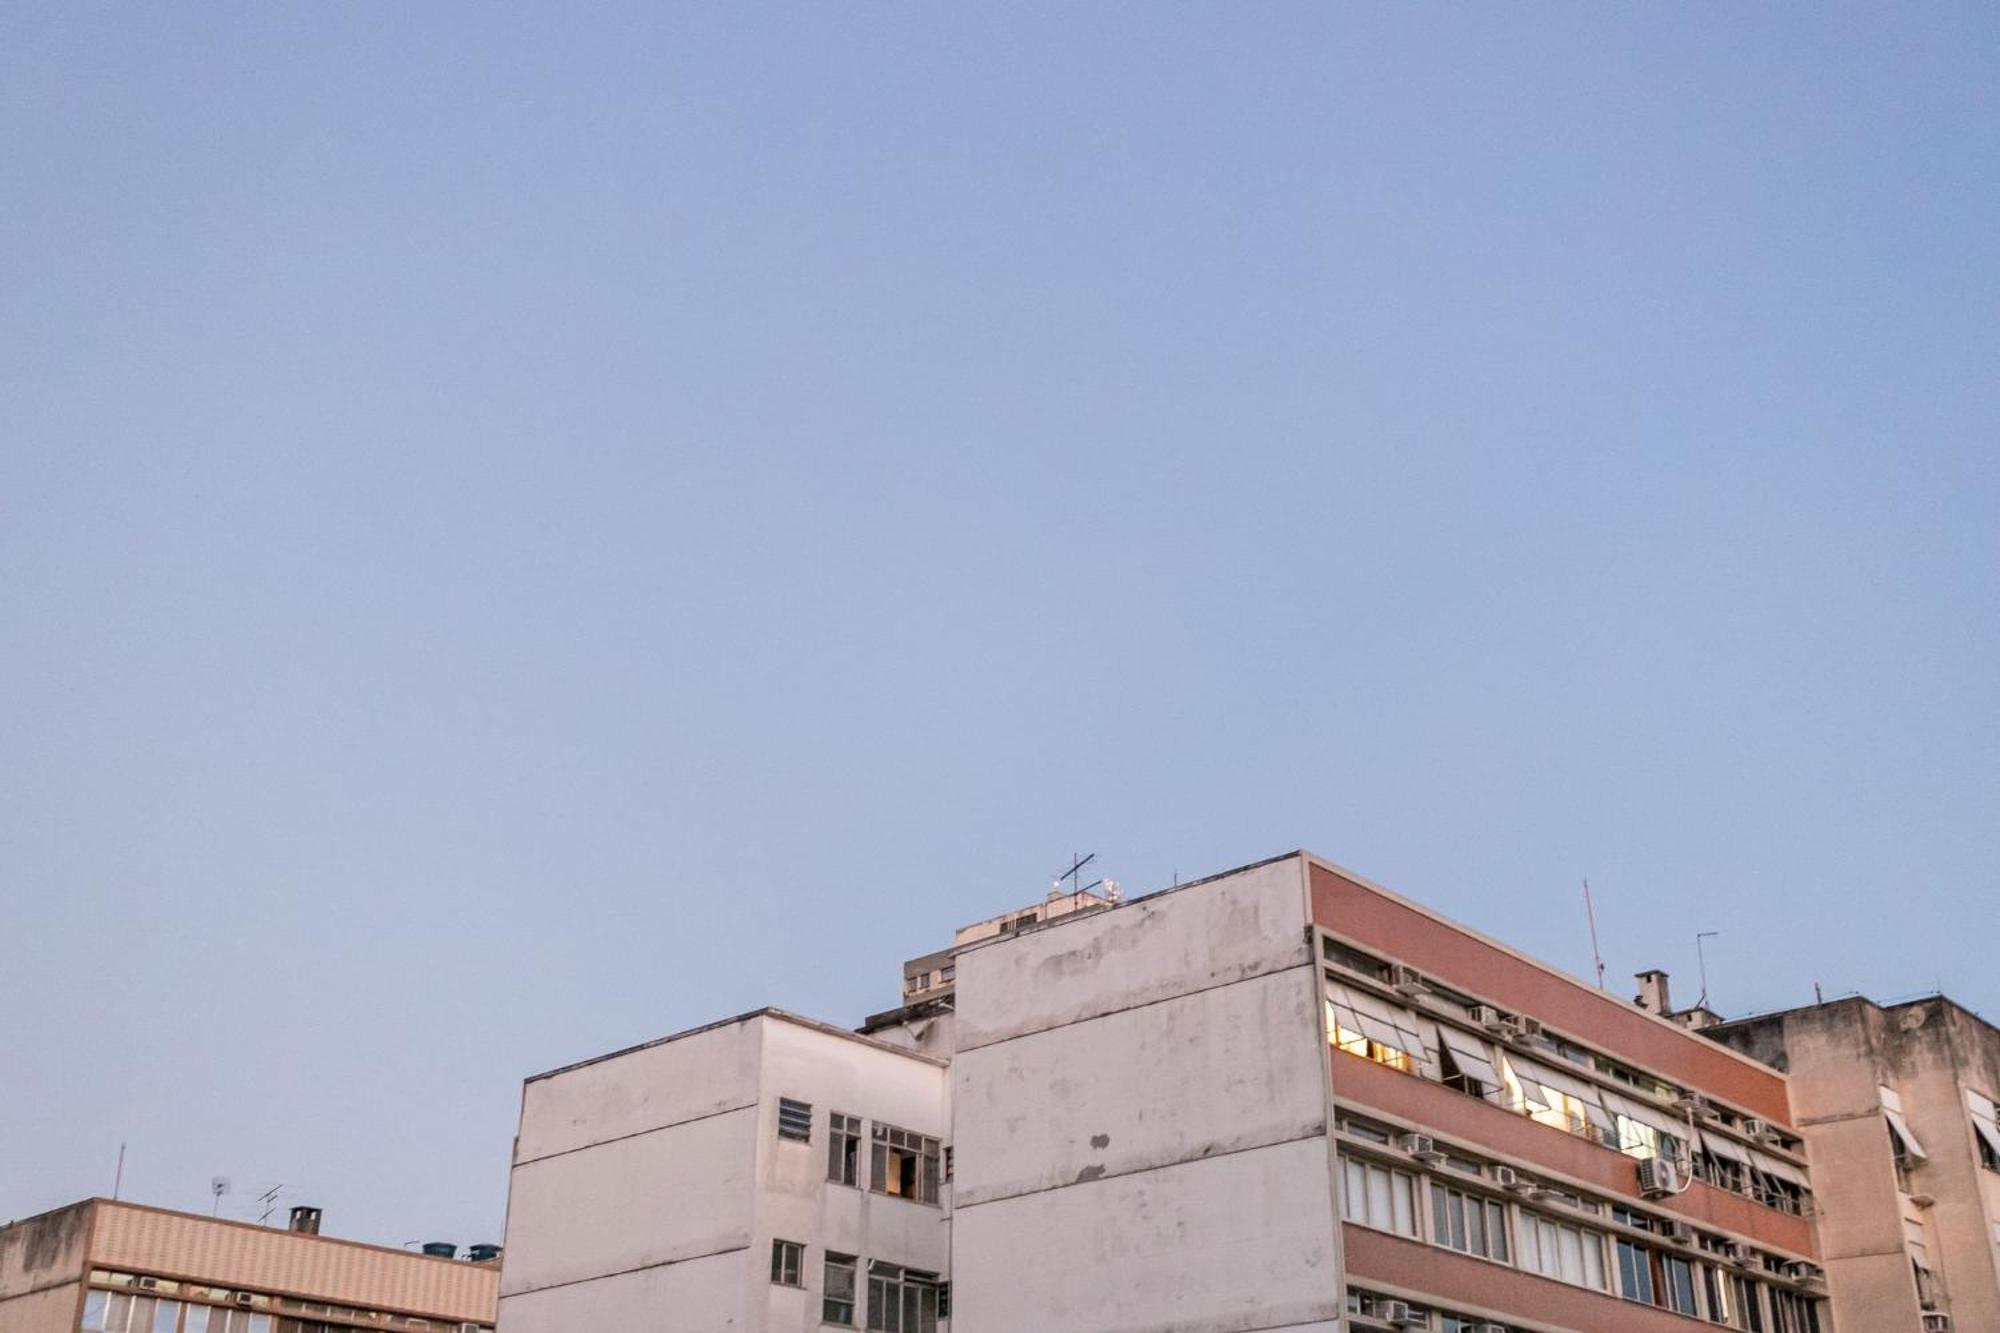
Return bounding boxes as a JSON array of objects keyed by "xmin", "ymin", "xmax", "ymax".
[
  {"xmin": 0, "ymin": 1199, "xmax": 498, "ymax": 1333},
  {"xmin": 1705, "ymin": 994, "xmax": 2000, "ymax": 1333},
  {"xmin": 496, "ymin": 850, "xmax": 1832, "ymax": 1332}
]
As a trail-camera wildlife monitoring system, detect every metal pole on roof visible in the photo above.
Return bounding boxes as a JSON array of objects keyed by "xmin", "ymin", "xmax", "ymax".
[
  {"xmin": 1583, "ymin": 879, "xmax": 1606, "ymax": 990},
  {"xmin": 1696, "ymin": 931, "xmax": 1720, "ymax": 1010}
]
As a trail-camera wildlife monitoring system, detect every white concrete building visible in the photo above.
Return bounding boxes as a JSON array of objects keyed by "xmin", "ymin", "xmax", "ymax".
[{"xmin": 498, "ymin": 1010, "xmax": 950, "ymax": 1333}]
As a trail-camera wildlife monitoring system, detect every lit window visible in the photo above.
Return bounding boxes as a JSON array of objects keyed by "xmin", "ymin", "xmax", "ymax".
[{"xmin": 870, "ymin": 1123, "xmax": 942, "ymax": 1204}]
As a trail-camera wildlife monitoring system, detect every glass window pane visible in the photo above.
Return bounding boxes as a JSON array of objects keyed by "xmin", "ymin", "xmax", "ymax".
[
  {"xmin": 1366, "ymin": 1166, "xmax": 1392, "ymax": 1222},
  {"xmin": 1488, "ymin": 1202, "xmax": 1509, "ymax": 1261},
  {"xmin": 184, "ymin": 1311, "xmax": 210, "ymax": 1333},
  {"xmin": 83, "ymin": 1292, "xmax": 111, "ymax": 1333},
  {"xmin": 1465, "ymin": 1197, "xmax": 1485, "ymax": 1255},
  {"xmin": 1391, "ymin": 1173, "xmax": 1415, "ymax": 1236},
  {"xmin": 1432, "ymin": 1184, "xmax": 1450, "ymax": 1245},
  {"xmin": 153, "ymin": 1301, "xmax": 182, "ymax": 1333},
  {"xmin": 1341, "ymin": 1159, "xmax": 1364, "ymax": 1221}
]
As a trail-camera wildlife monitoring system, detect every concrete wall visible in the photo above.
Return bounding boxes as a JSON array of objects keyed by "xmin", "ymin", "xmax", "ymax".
[
  {"xmin": 0, "ymin": 1202, "xmax": 89, "ymax": 1333},
  {"xmin": 500, "ymin": 1016, "xmax": 764, "ymax": 1331},
  {"xmin": 951, "ymin": 854, "xmax": 1343, "ymax": 1333},
  {"xmin": 1711, "ymin": 996, "xmax": 2000, "ymax": 1333},
  {"xmin": 499, "ymin": 1011, "xmax": 950, "ymax": 1333}
]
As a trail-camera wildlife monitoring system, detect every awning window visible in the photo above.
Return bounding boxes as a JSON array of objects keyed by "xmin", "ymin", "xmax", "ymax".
[
  {"xmin": 1752, "ymin": 1149, "xmax": 1809, "ymax": 1188},
  {"xmin": 1883, "ymin": 1107, "xmax": 1927, "ymax": 1162},
  {"xmin": 1965, "ymin": 1088, "xmax": 2000, "ymax": 1161},
  {"xmin": 1325, "ymin": 981, "xmax": 1433, "ymax": 1069},
  {"xmin": 1699, "ymin": 1129, "xmax": 1753, "ymax": 1167},
  {"xmin": 1514, "ymin": 1058, "xmax": 1613, "ymax": 1131},
  {"xmin": 1439, "ymin": 1026, "xmax": 1502, "ymax": 1087},
  {"xmin": 1600, "ymin": 1089, "xmax": 1684, "ymax": 1140}
]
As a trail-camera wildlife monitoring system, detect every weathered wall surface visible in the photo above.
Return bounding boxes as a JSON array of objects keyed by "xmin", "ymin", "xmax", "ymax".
[
  {"xmin": 496, "ymin": 1251, "xmax": 746, "ymax": 1333},
  {"xmin": 501, "ymin": 1017, "xmax": 763, "ymax": 1325},
  {"xmin": 951, "ymin": 855, "xmax": 1342, "ymax": 1333},
  {"xmin": 0, "ymin": 1202, "xmax": 88, "ymax": 1333}
]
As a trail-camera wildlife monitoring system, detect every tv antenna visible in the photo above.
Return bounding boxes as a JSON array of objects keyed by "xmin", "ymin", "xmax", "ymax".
[
  {"xmin": 211, "ymin": 1178, "xmax": 231, "ymax": 1216},
  {"xmin": 255, "ymin": 1184, "xmax": 287, "ymax": 1226},
  {"xmin": 1582, "ymin": 879, "xmax": 1606, "ymax": 990},
  {"xmin": 1696, "ymin": 931, "xmax": 1720, "ymax": 1011},
  {"xmin": 1053, "ymin": 852, "xmax": 1100, "ymax": 897}
]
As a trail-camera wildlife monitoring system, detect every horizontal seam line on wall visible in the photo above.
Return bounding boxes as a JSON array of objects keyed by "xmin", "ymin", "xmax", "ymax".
[
  {"xmin": 954, "ymin": 1125, "xmax": 1328, "ymax": 1210},
  {"xmin": 957, "ymin": 955, "xmax": 1315, "ymax": 1054},
  {"xmin": 498, "ymin": 1242, "xmax": 751, "ymax": 1299},
  {"xmin": 513, "ymin": 1101, "xmax": 756, "ymax": 1169}
]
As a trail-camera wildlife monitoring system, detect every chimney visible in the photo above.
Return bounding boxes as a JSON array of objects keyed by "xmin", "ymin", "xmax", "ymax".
[
  {"xmin": 1634, "ymin": 969, "xmax": 1673, "ymax": 1015},
  {"xmin": 288, "ymin": 1206, "xmax": 322, "ymax": 1236}
]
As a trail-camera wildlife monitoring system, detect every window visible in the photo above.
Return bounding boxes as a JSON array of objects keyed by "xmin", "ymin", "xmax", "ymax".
[
  {"xmin": 1430, "ymin": 1183, "xmax": 1509, "ymax": 1262},
  {"xmin": 83, "ymin": 1292, "xmax": 110, "ymax": 1332},
  {"xmin": 829, "ymin": 1113, "xmax": 863, "ymax": 1186},
  {"xmin": 1966, "ymin": 1088, "xmax": 2000, "ymax": 1172},
  {"xmin": 184, "ymin": 1312, "xmax": 211, "ymax": 1333},
  {"xmin": 1339, "ymin": 1155, "xmax": 1417, "ymax": 1236},
  {"xmin": 871, "ymin": 1124, "xmax": 942, "ymax": 1204},
  {"xmin": 823, "ymin": 1253, "xmax": 857, "ymax": 1326},
  {"xmin": 1769, "ymin": 1289, "xmax": 1821, "ymax": 1333},
  {"xmin": 1732, "ymin": 1273, "xmax": 1766, "ymax": 1332},
  {"xmin": 866, "ymin": 1262, "xmax": 940, "ymax": 1333},
  {"xmin": 1325, "ymin": 982, "xmax": 1428, "ymax": 1075},
  {"xmin": 1663, "ymin": 1254, "xmax": 1699, "ymax": 1316},
  {"xmin": 770, "ymin": 1239, "xmax": 803, "ymax": 1287},
  {"xmin": 777, "ymin": 1098, "xmax": 813, "ymax": 1142},
  {"xmin": 1618, "ymin": 1238, "xmax": 1657, "ymax": 1305},
  {"xmin": 1519, "ymin": 1212, "xmax": 1608, "ymax": 1290}
]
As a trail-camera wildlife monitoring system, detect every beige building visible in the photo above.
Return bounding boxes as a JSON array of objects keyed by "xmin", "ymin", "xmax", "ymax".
[
  {"xmin": 1707, "ymin": 995, "xmax": 2000, "ymax": 1333},
  {"xmin": 0, "ymin": 1199, "xmax": 498, "ymax": 1333}
]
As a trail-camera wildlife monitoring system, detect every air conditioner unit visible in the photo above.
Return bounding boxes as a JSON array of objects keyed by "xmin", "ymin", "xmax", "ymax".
[
  {"xmin": 1491, "ymin": 1165, "xmax": 1529, "ymax": 1192},
  {"xmin": 1391, "ymin": 965, "xmax": 1429, "ymax": 999},
  {"xmin": 1513, "ymin": 1015, "xmax": 1545, "ymax": 1041},
  {"xmin": 233, "ymin": 1294, "xmax": 256, "ymax": 1308},
  {"xmin": 1742, "ymin": 1117, "xmax": 1781, "ymax": 1144},
  {"xmin": 1526, "ymin": 1184, "xmax": 1568, "ymax": 1204},
  {"xmin": 1637, "ymin": 1158, "xmax": 1681, "ymax": 1198},
  {"xmin": 1665, "ymin": 1220, "xmax": 1696, "ymax": 1245},
  {"xmin": 1373, "ymin": 1300, "xmax": 1429, "ymax": 1330},
  {"xmin": 134, "ymin": 1278, "xmax": 160, "ymax": 1292},
  {"xmin": 1922, "ymin": 1313, "xmax": 1953, "ymax": 1332},
  {"xmin": 1673, "ymin": 1093, "xmax": 1709, "ymax": 1117},
  {"xmin": 1469, "ymin": 1004, "xmax": 1504, "ymax": 1031},
  {"xmin": 1721, "ymin": 1241, "xmax": 1753, "ymax": 1267},
  {"xmin": 1397, "ymin": 1132, "xmax": 1447, "ymax": 1165}
]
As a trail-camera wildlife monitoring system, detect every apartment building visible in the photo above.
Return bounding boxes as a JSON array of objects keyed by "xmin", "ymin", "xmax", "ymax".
[
  {"xmin": 497, "ymin": 1010, "xmax": 950, "ymax": 1333},
  {"xmin": 0, "ymin": 1198, "xmax": 497, "ymax": 1333},
  {"xmin": 495, "ymin": 849, "xmax": 1832, "ymax": 1333},
  {"xmin": 951, "ymin": 852, "xmax": 1829, "ymax": 1333},
  {"xmin": 1704, "ymin": 994, "xmax": 2000, "ymax": 1332}
]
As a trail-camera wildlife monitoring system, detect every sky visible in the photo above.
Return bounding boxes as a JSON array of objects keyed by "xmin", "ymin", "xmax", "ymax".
[{"xmin": 2, "ymin": 2, "xmax": 1995, "ymax": 1249}]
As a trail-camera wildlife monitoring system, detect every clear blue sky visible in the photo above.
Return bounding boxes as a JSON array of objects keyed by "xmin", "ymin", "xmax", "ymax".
[{"xmin": 3, "ymin": 3, "xmax": 1994, "ymax": 1248}]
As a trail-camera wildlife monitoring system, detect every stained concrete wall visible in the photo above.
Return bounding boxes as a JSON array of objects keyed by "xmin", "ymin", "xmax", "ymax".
[
  {"xmin": 0, "ymin": 1202, "xmax": 89, "ymax": 1333},
  {"xmin": 950, "ymin": 854, "xmax": 1343, "ymax": 1333},
  {"xmin": 1711, "ymin": 996, "xmax": 2000, "ymax": 1333}
]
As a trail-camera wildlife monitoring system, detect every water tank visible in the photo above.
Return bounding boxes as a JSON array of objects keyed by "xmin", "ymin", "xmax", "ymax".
[{"xmin": 421, "ymin": 1242, "xmax": 457, "ymax": 1259}]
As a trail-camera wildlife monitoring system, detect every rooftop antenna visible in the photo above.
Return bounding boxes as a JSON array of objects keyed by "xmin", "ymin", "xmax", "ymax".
[
  {"xmin": 1695, "ymin": 931, "xmax": 1720, "ymax": 1011},
  {"xmin": 211, "ymin": 1178, "xmax": 231, "ymax": 1217},
  {"xmin": 1582, "ymin": 879, "xmax": 1606, "ymax": 990},
  {"xmin": 1053, "ymin": 852, "xmax": 1098, "ymax": 898},
  {"xmin": 112, "ymin": 1143, "xmax": 126, "ymax": 1200},
  {"xmin": 256, "ymin": 1184, "xmax": 287, "ymax": 1226}
]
